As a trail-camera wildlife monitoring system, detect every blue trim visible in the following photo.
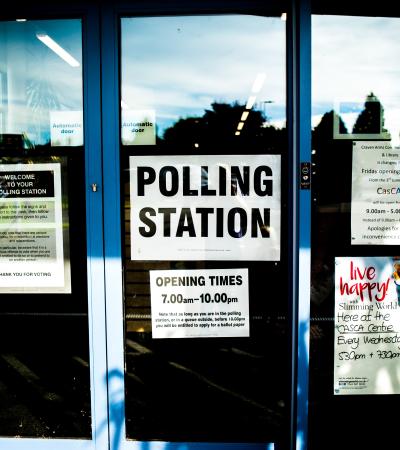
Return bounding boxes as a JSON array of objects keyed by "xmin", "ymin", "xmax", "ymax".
[
  {"xmin": 83, "ymin": 4, "xmax": 110, "ymax": 450},
  {"xmin": 100, "ymin": 5, "xmax": 290, "ymax": 450},
  {"xmin": 287, "ymin": 3, "xmax": 297, "ymax": 449},
  {"xmin": 0, "ymin": 440, "xmax": 93, "ymax": 449},
  {"xmin": 0, "ymin": 439, "xmax": 276, "ymax": 450},
  {"xmin": 0, "ymin": 5, "xmax": 109, "ymax": 449},
  {"xmin": 295, "ymin": 1, "xmax": 312, "ymax": 449},
  {"xmin": 100, "ymin": 4, "xmax": 127, "ymax": 450},
  {"xmin": 121, "ymin": 443, "xmax": 275, "ymax": 450}
]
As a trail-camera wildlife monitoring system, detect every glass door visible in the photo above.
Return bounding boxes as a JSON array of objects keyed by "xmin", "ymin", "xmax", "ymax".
[
  {"xmin": 102, "ymin": 3, "xmax": 295, "ymax": 450},
  {"xmin": 0, "ymin": 2, "xmax": 307, "ymax": 450},
  {"xmin": 0, "ymin": 5, "xmax": 108, "ymax": 450},
  {"xmin": 309, "ymin": 5, "xmax": 400, "ymax": 449}
]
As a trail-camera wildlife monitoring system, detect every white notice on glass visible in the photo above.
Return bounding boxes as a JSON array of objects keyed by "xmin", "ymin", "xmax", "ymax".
[
  {"xmin": 121, "ymin": 109, "xmax": 156, "ymax": 145},
  {"xmin": 334, "ymin": 257, "xmax": 400, "ymax": 395},
  {"xmin": 150, "ymin": 268, "xmax": 249, "ymax": 338},
  {"xmin": 351, "ymin": 141, "xmax": 400, "ymax": 245},
  {"xmin": 50, "ymin": 111, "xmax": 83, "ymax": 147},
  {"xmin": 130, "ymin": 154, "xmax": 281, "ymax": 261},
  {"xmin": 0, "ymin": 163, "xmax": 70, "ymax": 293}
]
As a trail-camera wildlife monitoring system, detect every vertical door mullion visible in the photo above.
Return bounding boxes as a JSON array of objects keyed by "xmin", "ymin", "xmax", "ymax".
[
  {"xmin": 291, "ymin": 0, "xmax": 312, "ymax": 449},
  {"xmin": 100, "ymin": 4, "xmax": 127, "ymax": 450},
  {"xmin": 83, "ymin": 4, "xmax": 110, "ymax": 449}
]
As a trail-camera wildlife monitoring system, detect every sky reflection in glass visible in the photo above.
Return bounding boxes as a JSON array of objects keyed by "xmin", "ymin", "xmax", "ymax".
[
  {"xmin": 121, "ymin": 15, "xmax": 286, "ymax": 137},
  {"xmin": 313, "ymin": 15, "xmax": 400, "ymax": 145},
  {"xmin": 0, "ymin": 19, "xmax": 82, "ymax": 147}
]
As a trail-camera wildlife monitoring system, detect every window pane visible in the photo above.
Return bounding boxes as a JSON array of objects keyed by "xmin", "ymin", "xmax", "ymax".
[
  {"xmin": 0, "ymin": 20, "xmax": 83, "ymax": 148},
  {"xmin": 0, "ymin": 19, "xmax": 90, "ymax": 438},
  {"xmin": 120, "ymin": 13, "xmax": 290, "ymax": 445},
  {"xmin": 310, "ymin": 14, "xmax": 400, "ymax": 449}
]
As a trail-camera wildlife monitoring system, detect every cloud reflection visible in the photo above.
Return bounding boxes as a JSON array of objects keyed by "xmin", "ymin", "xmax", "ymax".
[
  {"xmin": 313, "ymin": 15, "xmax": 400, "ymax": 144},
  {"xmin": 121, "ymin": 15, "xmax": 286, "ymax": 134},
  {"xmin": 0, "ymin": 19, "xmax": 83, "ymax": 146}
]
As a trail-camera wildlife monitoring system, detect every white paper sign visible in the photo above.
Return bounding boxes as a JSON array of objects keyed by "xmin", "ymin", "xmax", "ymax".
[
  {"xmin": 150, "ymin": 268, "xmax": 249, "ymax": 338},
  {"xmin": 130, "ymin": 155, "xmax": 281, "ymax": 261},
  {"xmin": 334, "ymin": 256, "xmax": 400, "ymax": 395},
  {"xmin": 0, "ymin": 163, "xmax": 70, "ymax": 293},
  {"xmin": 121, "ymin": 109, "xmax": 156, "ymax": 145},
  {"xmin": 351, "ymin": 141, "xmax": 400, "ymax": 245},
  {"xmin": 50, "ymin": 111, "xmax": 83, "ymax": 147}
]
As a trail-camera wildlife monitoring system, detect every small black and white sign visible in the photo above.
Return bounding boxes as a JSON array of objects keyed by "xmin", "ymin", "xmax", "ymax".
[{"xmin": 150, "ymin": 268, "xmax": 249, "ymax": 338}]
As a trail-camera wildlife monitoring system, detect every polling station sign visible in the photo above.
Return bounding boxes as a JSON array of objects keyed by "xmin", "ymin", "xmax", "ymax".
[{"xmin": 129, "ymin": 155, "xmax": 281, "ymax": 261}]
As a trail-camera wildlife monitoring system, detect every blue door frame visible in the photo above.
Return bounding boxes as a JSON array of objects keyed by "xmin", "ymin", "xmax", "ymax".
[
  {"xmin": 101, "ymin": 1, "xmax": 311, "ymax": 450},
  {"xmin": 290, "ymin": 1, "xmax": 311, "ymax": 449},
  {"xmin": 0, "ymin": 2, "xmax": 109, "ymax": 450},
  {"xmin": 0, "ymin": 1, "xmax": 312, "ymax": 449}
]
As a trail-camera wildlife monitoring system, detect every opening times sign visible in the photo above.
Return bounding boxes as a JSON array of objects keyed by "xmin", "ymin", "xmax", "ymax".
[
  {"xmin": 352, "ymin": 141, "xmax": 400, "ymax": 245},
  {"xmin": 130, "ymin": 154, "xmax": 281, "ymax": 261},
  {"xmin": 334, "ymin": 256, "xmax": 400, "ymax": 395},
  {"xmin": 150, "ymin": 268, "xmax": 249, "ymax": 338},
  {"xmin": 0, "ymin": 163, "xmax": 70, "ymax": 293}
]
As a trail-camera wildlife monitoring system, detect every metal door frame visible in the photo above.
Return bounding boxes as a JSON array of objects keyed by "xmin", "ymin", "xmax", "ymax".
[
  {"xmin": 0, "ymin": 3, "xmax": 109, "ymax": 449},
  {"xmin": 100, "ymin": 1, "xmax": 312, "ymax": 450},
  {"xmin": 0, "ymin": 1, "xmax": 313, "ymax": 449}
]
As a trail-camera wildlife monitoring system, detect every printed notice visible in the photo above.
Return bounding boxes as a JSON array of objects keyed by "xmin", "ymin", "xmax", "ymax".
[
  {"xmin": 150, "ymin": 268, "xmax": 249, "ymax": 338},
  {"xmin": 130, "ymin": 155, "xmax": 281, "ymax": 261},
  {"xmin": 50, "ymin": 111, "xmax": 83, "ymax": 147},
  {"xmin": 121, "ymin": 109, "xmax": 156, "ymax": 145},
  {"xmin": 351, "ymin": 141, "xmax": 400, "ymax": 245},
  {"xmin": 0, "ymin": 163, "xmax": 70, "ymax": 293},
  {"xmin": 334, "ymin": 257, "xmax": 400, "ymax": 395}
]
